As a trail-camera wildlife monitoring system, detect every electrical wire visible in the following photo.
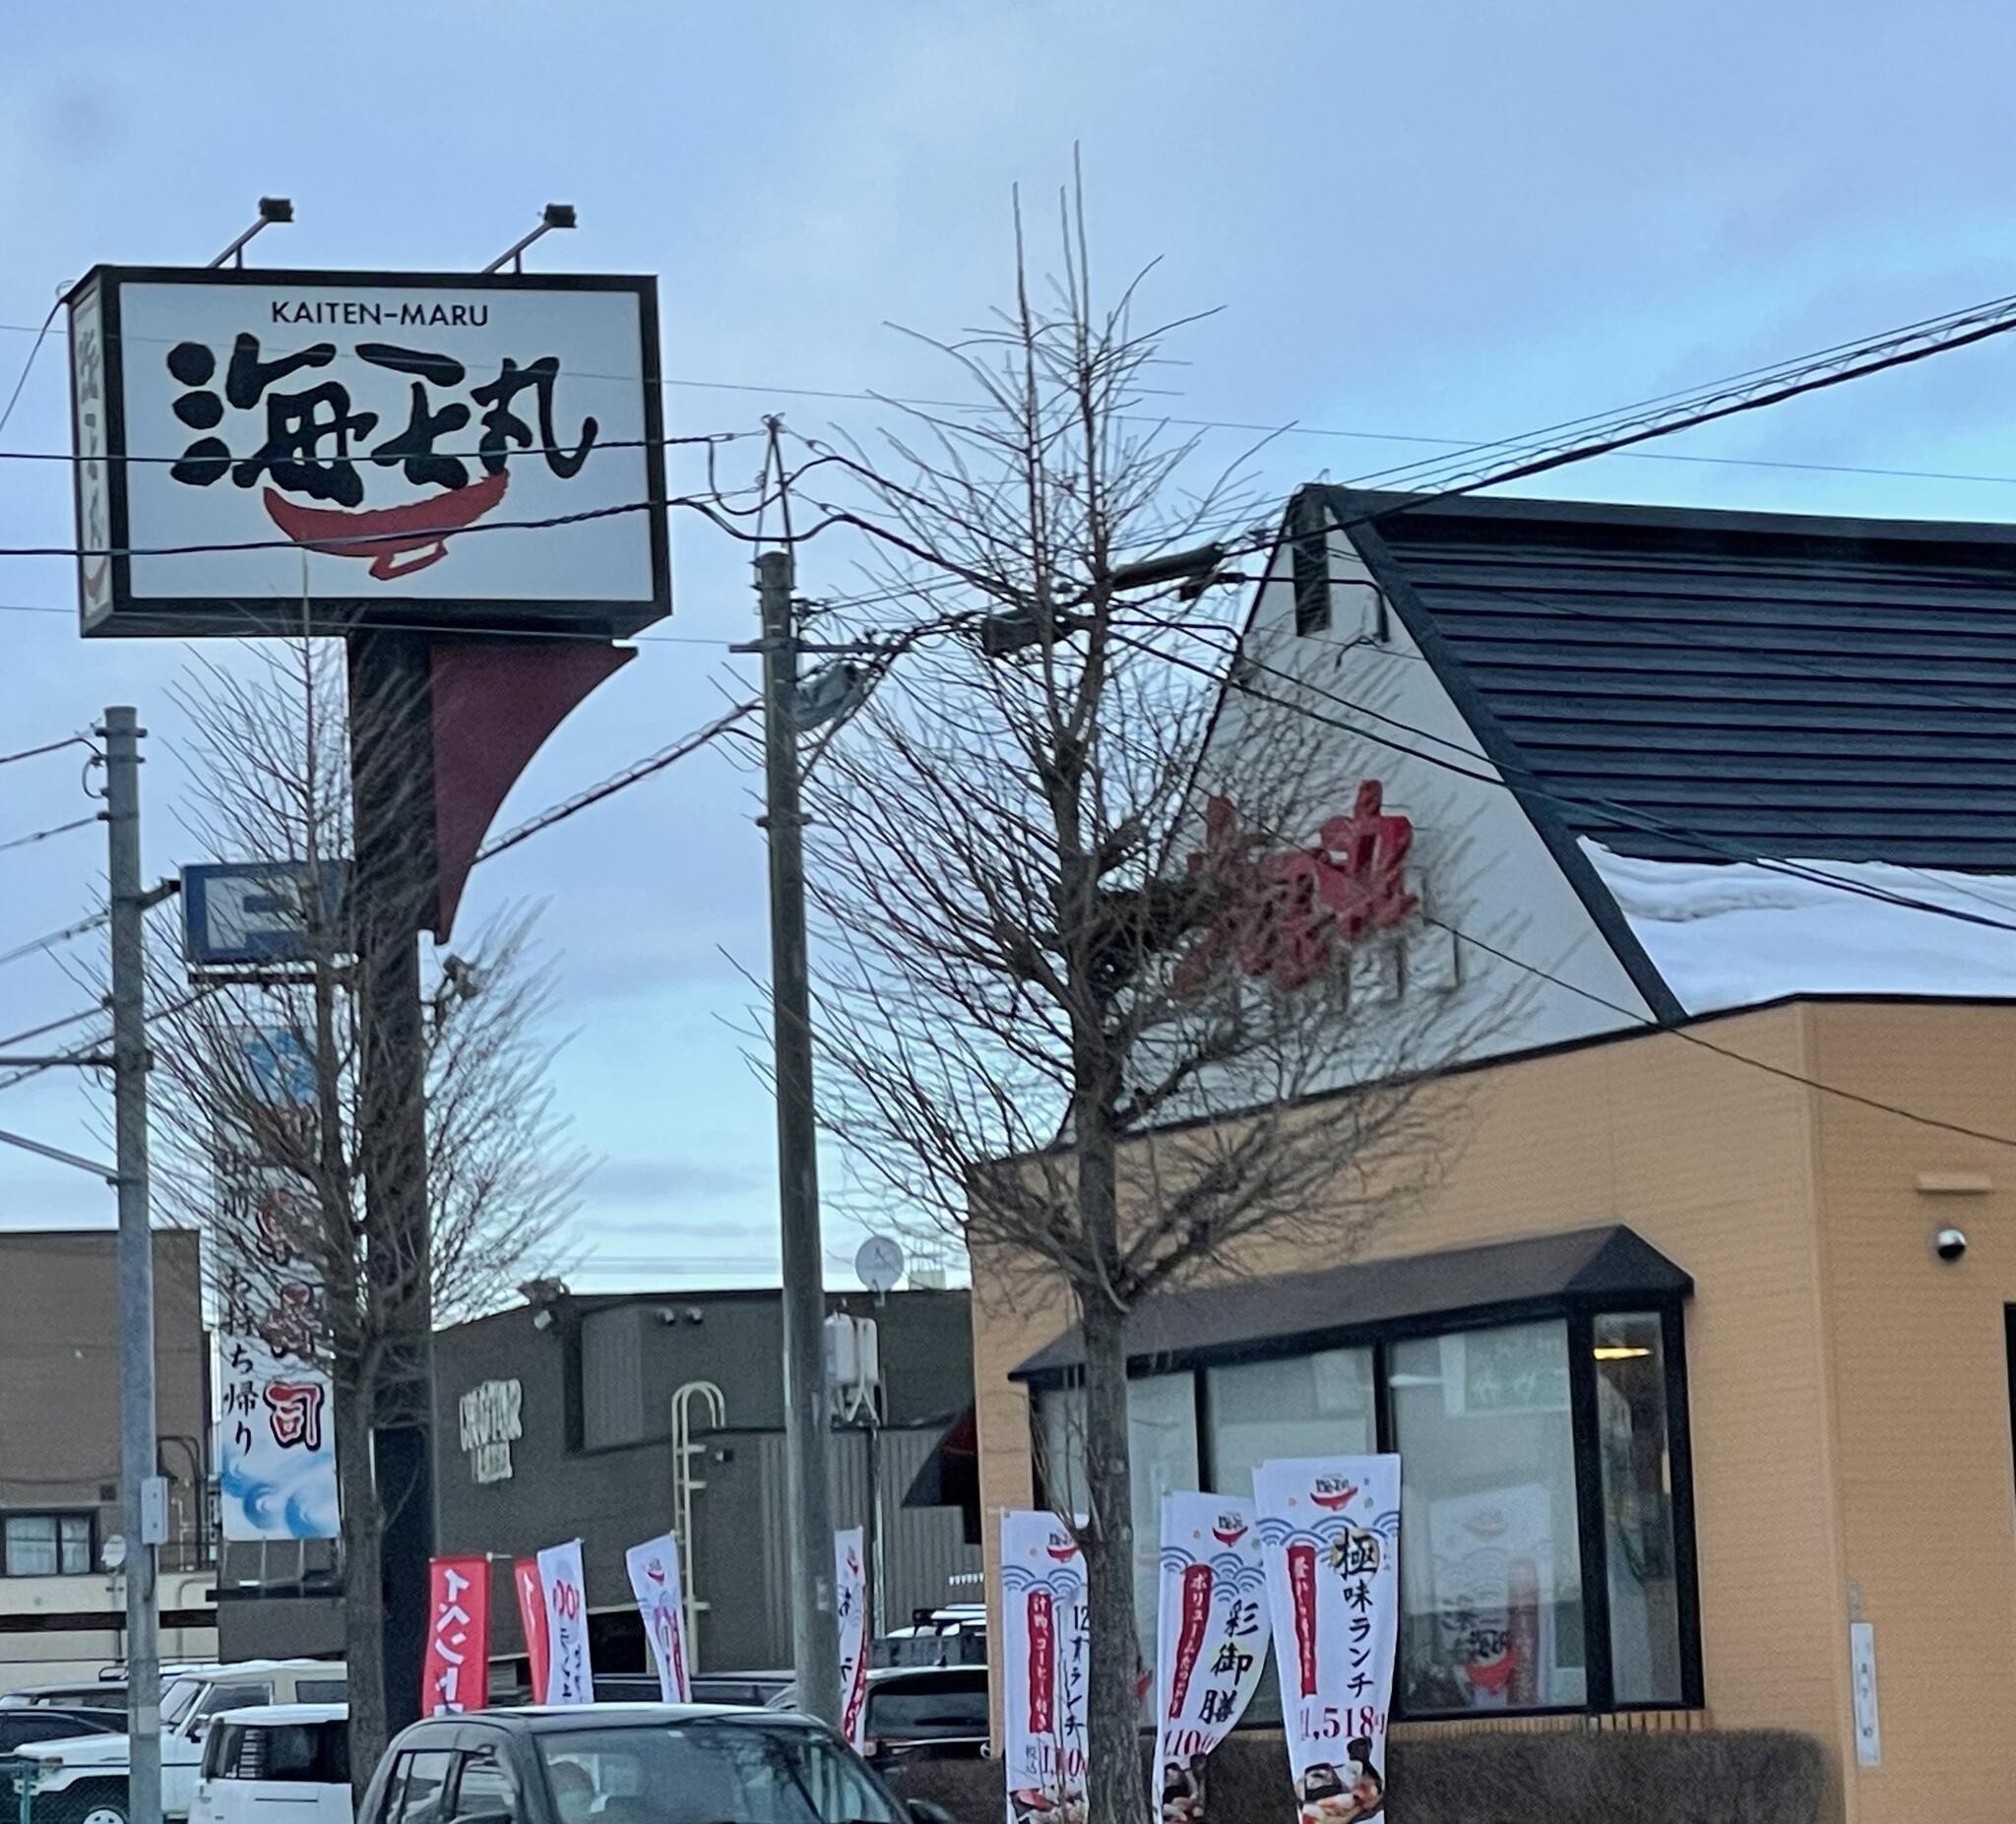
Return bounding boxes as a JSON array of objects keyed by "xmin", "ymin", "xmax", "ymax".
[
  {"xmin": 0, "ymin": 910, "xmax": 110, "ymax": 972},
  {"xmin": 0, "ymin": 300, "xmax": 59, "ymax": 444},
  {"xmin": 1429, "ymin": 915, "xmax": 2016, "ymax": 1152},
  {"xmin": 474, "ymin": 701, "xmax": 759, "ymax": 863},
  {"xmin": 0, "ymin": 814, "xmax": 95, "ymax": 854},
  {"xmin": 0, "ymin": 734, "xmax": 90, "ymax": 768},
  {"xmin": 0, "ymin": 1005, "xmax": 102, "ymax": 1049}
]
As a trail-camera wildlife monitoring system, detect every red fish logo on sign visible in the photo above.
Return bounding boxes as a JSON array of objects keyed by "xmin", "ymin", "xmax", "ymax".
[
  {"xmin": 1309, "ymin": 1478, "xmax": 1359, "ymax": 1513},
  {"xmin": 1212, "ymin": 1515, "xmax": 1249, "ymax": 1545}
]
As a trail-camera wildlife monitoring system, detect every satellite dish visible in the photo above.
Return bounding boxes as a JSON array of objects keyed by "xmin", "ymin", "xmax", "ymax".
[
  {"xmin": 100, "ymin": 1534, "xmax": 127, "ymax": 1573},
  {"xmin": 854, "ymin": 1235, "xmax": 905, "ymax": 1296}
]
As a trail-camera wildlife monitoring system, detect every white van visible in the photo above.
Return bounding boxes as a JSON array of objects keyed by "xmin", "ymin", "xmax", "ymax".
[
  {"xmin": 191, "ymin": 1705, "xmax": 350, "ymax": 1824},
  {"xmin": 20, "ymin": 1661, "xmax": 348, "ymax": 1824}
]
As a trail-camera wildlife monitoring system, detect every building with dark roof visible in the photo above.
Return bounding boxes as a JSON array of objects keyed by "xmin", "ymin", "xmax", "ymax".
[{"xmin": 970, "ymin": 488, "xmax": 2016, "ymax": 1824}]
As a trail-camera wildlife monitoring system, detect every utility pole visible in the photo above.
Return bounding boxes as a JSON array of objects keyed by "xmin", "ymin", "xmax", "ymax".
[
  {"xmin": 756, "ymin": 548, "xmax": 843, "ymax": 1727},
  {"xmin": 103, "ymin": 706, "xmax": 161, "ymax": 1824}
]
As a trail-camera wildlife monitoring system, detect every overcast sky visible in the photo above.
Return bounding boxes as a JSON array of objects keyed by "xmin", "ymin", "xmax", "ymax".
[{"xmin": 5, "ymin": 0, "xmax": 2016, "ymax": 1294}]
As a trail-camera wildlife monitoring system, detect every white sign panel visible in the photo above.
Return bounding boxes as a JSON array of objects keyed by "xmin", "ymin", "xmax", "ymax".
[
  {"xmin": 1155, "ymin": 1494, "xmax": 1272, "ymax": 1823},
  {"xmin": 459, "ymin": 1379, "xmax": 524, "ymax": 1485},
  {"xmin": 1426, "ymin": 1484, "xmax": 1555, "ymax": 1708},
  {"xmin": 1850, "ymin": 1621, "xmax": 1881, "ymax": 1767},
  {"xmin": 1000, "ymin": 1511, "xmax": 1088, "ymax": 1824},
  {"xmin": 537, "ymin": 1538, "xmax": 595, "ymax": 1706},
  {"xmin": 67, "ymin": 266, "xmax": 668, "ymax": 638},
  {"xmin": 836, "ymin": 1528, "xmax": 870, "ymax": 1749},
  {"xmin": 1254, "ymin": 1457, "xmax": 1401, "ymax": 1824},
  {"xmin": 625, "ymin": 1533, "xmax": 692, "ymax": 1706}
]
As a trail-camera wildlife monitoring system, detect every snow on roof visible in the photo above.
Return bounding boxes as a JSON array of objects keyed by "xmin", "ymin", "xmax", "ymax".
[{"xmin": 1580, "ymin": 841, "xmax": 2016, "ymax": 1016}]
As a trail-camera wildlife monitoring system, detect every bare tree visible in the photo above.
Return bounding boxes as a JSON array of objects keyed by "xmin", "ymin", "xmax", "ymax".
[
  {"xmin": 141, "ymin": 640, "xmax": 581, "ymax": 1787},
  {"xmin": 792, "ymin": 192, "xmax": 1462, "ymax": 1824}
]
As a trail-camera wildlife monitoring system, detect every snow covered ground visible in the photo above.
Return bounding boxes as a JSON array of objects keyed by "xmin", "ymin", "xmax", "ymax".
[{"xmin": 1579, "ymin": 841, "xmax": 2016, "ymax": 1016}]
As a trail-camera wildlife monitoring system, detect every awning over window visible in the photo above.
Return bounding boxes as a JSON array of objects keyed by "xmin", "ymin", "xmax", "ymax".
[{"xmin": 1009, "ymin": 1224, "xmax": 1691, "ymax": 1385}]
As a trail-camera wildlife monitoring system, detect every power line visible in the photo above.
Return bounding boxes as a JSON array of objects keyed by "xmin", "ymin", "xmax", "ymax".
[
  {"xmin": 0, "ymin": 734, "xmax": 90, "ymax": 767},
  {"xmin": 0, "ymin": 300, "xmax": 59, "ymax": 445},
  {"xmin": 0, "ymin": 429, "xmax": 751, "ymax": 469},
  {"xmin": 0, "ymin": 1004, "xmax": 103, "ymax": 1049},
  {"xmin": 1431, "ymin": 915, "xmax": 2016, "ymax": 1152},
  {"xmin": 0, "ymin": 813, "xmax": 95, "ymax": 854},
  {"xmin": 474, "ymin": 701, "xmax": 759, "ymax": 863},
  {"xmin": 0, "ymin": 909, "xmax": 109, "ymax": 971}
]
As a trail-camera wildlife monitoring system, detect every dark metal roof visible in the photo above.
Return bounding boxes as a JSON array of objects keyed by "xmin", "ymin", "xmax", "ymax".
[
  {"xmin": 1009, "ymin": 1225, "xmax": 1689, "ymax": 1383},
  {"xmin": 1321, "ymin": 487, "xmax": 2016, "ymax": 869}
]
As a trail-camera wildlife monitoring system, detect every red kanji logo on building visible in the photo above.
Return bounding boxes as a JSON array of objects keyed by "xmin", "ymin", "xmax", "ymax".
[
  {"xmin": 264, "ymin": 1379, "xmax": 327, "ymax": 1452},
  {"xmin": 1175, "ymin": 783, "xmax": 1418, "ymax": 995}
]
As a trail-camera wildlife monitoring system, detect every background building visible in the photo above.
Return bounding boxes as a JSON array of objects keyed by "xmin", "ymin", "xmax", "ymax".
[
  {"xmin": 0, "ymin": 1229, "xmax": 215, "ymax": 1690},
  {"xmin": 227, "ymin": 1282, "xmax": 979, "ymax": 1678}
]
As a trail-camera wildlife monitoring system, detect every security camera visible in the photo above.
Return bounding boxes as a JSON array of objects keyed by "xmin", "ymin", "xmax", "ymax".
[{"xmin": 1934, "ymin": 1226, "xmax": 1969, "ymax": 1263}]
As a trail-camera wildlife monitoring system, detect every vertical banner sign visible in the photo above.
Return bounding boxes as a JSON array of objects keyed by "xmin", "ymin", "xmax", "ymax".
[
  {"xmin": 513, "ymin": 1559, "xmax": 551, "ymax": 1704},
  {"xmin": 1254, "ymin": 1458, "xmax": 1401, "ymax": 1824},
  {"xmin": 1426, "ymin": 1485, "xmax": 1554, "ymax": 1708},
  {"xmin": 1000, "ymin": 1511, "xmax": 1089, "ymax": 1824},
  {"xmin": 218, "ymin": 1031, "xmax": 339, "ymax": 1541},
  {"xmin": 836, "ymin": 1528, "xmax": 870, "ymax": 1750},
  {"xmin": 1154, "ymin": 1494, "xmax": 1273, "ymax": 1824},
  {"xmin": 536, "ymin": 1540, "xmax": 594, "ymax": 1706},
  {"xmin": 422, "ymin": 1556, "xmax": 491, "ymax": 1716},
  {"xmin": 624, "ymin": 1534, "xmax": 693, "ymax": 1705}
]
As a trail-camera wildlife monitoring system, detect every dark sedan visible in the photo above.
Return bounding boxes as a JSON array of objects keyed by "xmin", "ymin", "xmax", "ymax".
[{"xmin": 359, "ymin": 1704, "xmax": 955, "ymax": 1824}]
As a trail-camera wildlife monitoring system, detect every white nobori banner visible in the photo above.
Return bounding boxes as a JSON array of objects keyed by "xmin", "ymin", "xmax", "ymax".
[
  {"xmin": 536, "ymin": 1538, "xmax": 595, "ymax": 1706},
  {"xmin": 1254, "ymin": 1457, "xmax": 1402, "ymax": 1824},
  {"xmin": 1154, "ymin": 1493, "xmax": 1272, "ymax": 1824},
  {"xmin": 836, "ymin": 1528, "xmax": 871, "ymax": 1749},
  {"xmin": 625, "ymin": 1534, "xmax": 693, "ymax": 1705},
  {"xmin": 1000, "ymin": 1510, "xmax": 1089, "ymax": 1824}
]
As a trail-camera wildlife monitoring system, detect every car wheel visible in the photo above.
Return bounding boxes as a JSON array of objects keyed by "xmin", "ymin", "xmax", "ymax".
[{"xmin": 80, "ymin": 1804, "xmax": 128, "ymax": 1824}]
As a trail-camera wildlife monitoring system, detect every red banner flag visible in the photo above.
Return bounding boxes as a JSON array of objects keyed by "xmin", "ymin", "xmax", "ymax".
[
  {"xmin": 1287, "ymin": 1543, "xmax": 1320, "ymax": 1699},
  {"xmin": 514, "ymin": 1557, "xmax": 551, "ymax": 1704},
  {"xmin": 422, "ymin": 1557, "xmax": 490, "ymax": 1717},
  {"xmin": 1166, "ymin": 1562, "xmax": 1216, "ymax": 1720},
  {"xmin": 1026, "ymin": 1589, "xmax": 1056, "ymax": 1734}
]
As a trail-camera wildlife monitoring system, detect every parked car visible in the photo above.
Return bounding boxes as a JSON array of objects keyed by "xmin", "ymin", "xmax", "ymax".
[
  {"xmin": 0, "ymin": 1711, "xmax": 126, "ymax": 1824},
  {"xmin": 769, "ymin": 1667, "xmax": 988, "ymax": 1772},
  {"xmin": 18, "ymin": 1661, "xmax": 348, "ymax": 1824},
  {"xmin": 359, "ymin": 1705, "xmax": 955, "ymax": 1824},
  {"xmin": 191, "ymin": 1704, "xmax": 350, "ymax": 1824},
  {"xmin": 0, "ymin": 1686, "xmax": 127, "ymax": 1716},
  {"xmin": 876, "ymin": 1608, "xmax": 986, "ymax": 1670}
]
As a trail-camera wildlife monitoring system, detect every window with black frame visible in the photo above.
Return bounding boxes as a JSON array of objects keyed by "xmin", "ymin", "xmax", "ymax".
[{"xmin": 1026, "ymin": 1289, "xmax": 1698, "ymax": 1721}]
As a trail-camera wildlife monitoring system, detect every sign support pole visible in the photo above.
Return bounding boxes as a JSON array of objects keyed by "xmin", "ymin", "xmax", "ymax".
[
  {"xmin": 104, "ymin": 706, "xmax": 162, "ymax": 1824},
  {"xmin": 756, "ymin": 549, "xmax": 843, "ymax": 1727},
  {"xmin": 346, "ymin": 630, "xmax": 437, "ymax": 1733}
]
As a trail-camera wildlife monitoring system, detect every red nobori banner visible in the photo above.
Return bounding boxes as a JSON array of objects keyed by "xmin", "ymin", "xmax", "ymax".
[
  {"xmin": 1154, "ymin": 1494, "xmax": 1272, "ymax": 1824},
  {"xmin": 422, "ymin": 1556, "xmax": 490, "ymax": 1716},
  {"xmin": 513, "ymin": 1557, "xmax": 551, "ymax": 1704},
  {"xmin": 1000, "ymin": 1511, "xmax": 1088, "ymax": 1824},
  {"xmin": 1254, "ymin": 1458, "xmax": 1401, "ymax": 1824}
]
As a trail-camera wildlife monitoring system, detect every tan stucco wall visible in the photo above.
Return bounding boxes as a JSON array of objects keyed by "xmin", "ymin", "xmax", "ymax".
[
  {"xmin": 971, "ymin": 1004, "xmax": 1884, "ymax": 1807},
  {"xmin": 1803, "ymin": 1002, "xmax": 2016, "ymax": 1824}
]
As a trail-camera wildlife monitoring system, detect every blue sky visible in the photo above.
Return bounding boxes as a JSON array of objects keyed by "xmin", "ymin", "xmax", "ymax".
[{"xmin": 5, "ymin": 0, "xmax": 2016, "ymax": 1289}]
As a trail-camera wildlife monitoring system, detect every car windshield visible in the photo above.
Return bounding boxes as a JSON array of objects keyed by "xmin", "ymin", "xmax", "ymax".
[
  {"xmin": 535, "ymin": 1722, "xmax": 904, "ymax": 1824},
  {"xmin": 160, "ymin": 1680, "xmax": 201, "ymax": 1729}
]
